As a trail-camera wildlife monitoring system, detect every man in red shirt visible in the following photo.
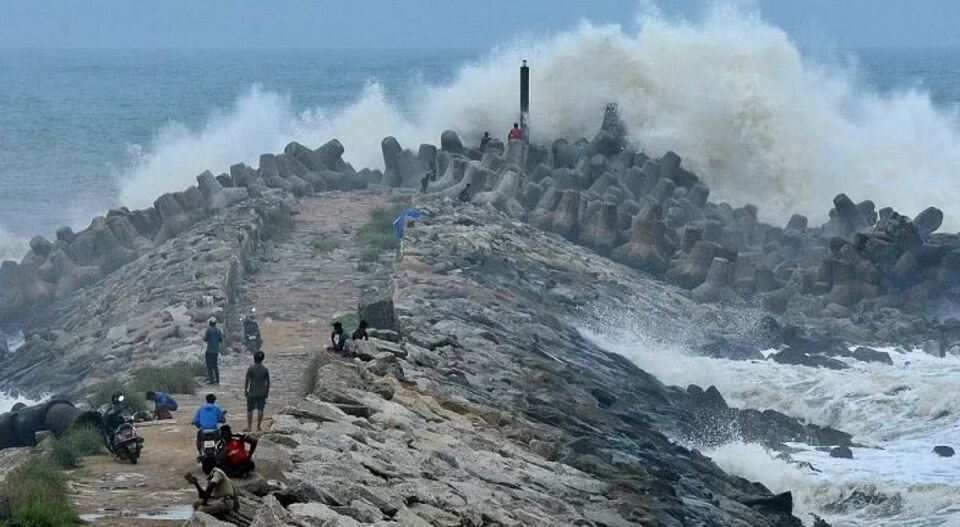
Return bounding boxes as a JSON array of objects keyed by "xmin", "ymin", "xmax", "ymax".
[
  {"xmin": 217, "ymin": 424, "xmax": 258, "ymax": 478},
  {"xmin": 508, "ymin": 122, "xmax": 523, "ymax": 141}
]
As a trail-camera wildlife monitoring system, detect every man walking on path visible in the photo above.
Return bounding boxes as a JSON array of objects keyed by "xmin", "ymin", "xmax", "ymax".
[
  {"xmin": 204, "ymin": 317, "xmax": 224, "ymax": 385},
  {"xmin": 244, "ymin": 351, "xmax": 270, "ymax": 432}
]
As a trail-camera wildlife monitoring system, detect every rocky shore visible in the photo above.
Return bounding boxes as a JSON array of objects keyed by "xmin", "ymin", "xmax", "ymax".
[{"xmin": 1, "ymin": 105, "xmax": 958, "ymax": 525}]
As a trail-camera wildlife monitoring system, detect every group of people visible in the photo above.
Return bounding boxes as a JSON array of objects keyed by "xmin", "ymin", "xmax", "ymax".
[
  {"xmin": 456, "ymin": 125, "xmax": 523, "ymax": 204},
  {"xmin": 419, "ymin": 125, "xmax": 524, "ymax": 199},
  {"xmin": 140, "ymin": 319, "xmax": 271, "ymax": 518},
  {"xmin": 166, "ymin": 315, "xmax": 377, "ymax": 517},
  {"xmin": 330, "ymin": 319, "xmax": 369, "ymax": 352}
]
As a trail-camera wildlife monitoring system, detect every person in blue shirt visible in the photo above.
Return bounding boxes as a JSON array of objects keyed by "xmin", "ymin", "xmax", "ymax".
[
  {"xmin": 145, "ymin": 390, "xmax": 179, "ymax": 420},
  {"xmin": 203, "ymin": 318, "xmax": 224, "ymax": 385},
  {"xmin": 192, "ymin": 393, "xmax": 226, "ymax": 454}
]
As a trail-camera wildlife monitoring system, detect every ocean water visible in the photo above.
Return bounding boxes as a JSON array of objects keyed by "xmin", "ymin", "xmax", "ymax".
[
  {"xmin": 0, "ymin": 48, "xmax": 475, "ymax": 257},
  {"xmin": 584, "ymin": 326, "xmax": 960, "ymax": 526},
  {"xmin": 3, "ymin": 10, "xmax": 960, "ymax": 261},
  {"xmin": 3, "ymin": 7, "xmax": 960, "ymax": 525}
]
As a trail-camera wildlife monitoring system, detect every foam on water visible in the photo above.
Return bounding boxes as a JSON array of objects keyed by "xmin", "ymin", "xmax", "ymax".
[
  {"xmin": 0, "ymin": 226, "xmax": 27, "ymax": 262},
  {"xmin": 583, "ymin": 326, "xmax": 960, "ymax": 526},
  {"xmin": 114, "ymin": 3, "xmax": 960, "ymax": 227}
]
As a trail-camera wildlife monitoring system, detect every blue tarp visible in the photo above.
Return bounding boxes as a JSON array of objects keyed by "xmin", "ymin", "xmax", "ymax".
[{"xmin": 393, "ymin": 208, "xmax": 426, "ymax": 239}]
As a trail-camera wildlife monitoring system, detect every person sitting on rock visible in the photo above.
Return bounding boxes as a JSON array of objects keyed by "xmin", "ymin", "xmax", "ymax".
[
  {"xmin": 185, "ymin": 456, "xmax": 239, "ymax": 517},
  {"xmin": 480, "ymin": 131, "xmax": 491, "ymax": 150},
  {"xmin": 458, "ymin": 183, "xmax": 473, "ymax": 203},
  {"xmin": 329, "ymin": 321, "xmax": 347, "ymax": 352},
  {"xmin": 145, "ymin": 390, "xmax": 178, "ymax": 420},
  {"xmin": 351, "ymin": 320, "xmax": 370, "ymax": 341},
  {"xmin": 217, "ymin": 424, "xmax": 257, "ymax": 478},
  {"xmin": 191, "ymin": 393, "xmax": 226, "ymax": 454},
  {"xmin": 508, "ymin": 123, "xmax": 522, "ymax": 141}
]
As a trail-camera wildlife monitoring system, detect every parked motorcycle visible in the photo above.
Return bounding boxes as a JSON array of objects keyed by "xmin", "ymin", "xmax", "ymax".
[
  {"xmin": 100, "ymin": 394, "xmax": 145, "ymax": 464},
  {"xmin": 197, "ymin": 427, "xmax": 222, "ymax": 461},
  {"xmin": 242, "ymin": 309, "xmax": 262, "ymax": 354}
]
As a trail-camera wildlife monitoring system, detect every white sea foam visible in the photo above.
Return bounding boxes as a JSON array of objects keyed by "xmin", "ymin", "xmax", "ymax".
[
  {"xmin": 116, "ymin": 4, "xmax": 960, "ymax": 227},
  {"xmin": 583, "ymin": 325, "xmax": 960, "ymax": 526},
  {"xmin": 0, "ymin": 226, "xmax": 27, "ymax": 263}
]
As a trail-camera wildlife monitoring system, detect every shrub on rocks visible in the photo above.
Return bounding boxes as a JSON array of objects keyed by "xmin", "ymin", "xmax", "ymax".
[{"xmin": 933, "ymin": 445, "xmax": 955, "ymax": 457}]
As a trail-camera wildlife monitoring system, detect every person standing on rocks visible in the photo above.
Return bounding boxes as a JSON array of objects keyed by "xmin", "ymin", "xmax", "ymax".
[
  {"xmin": 508, "ymin": 122, "xmax": 523, "ymax": 141},
  {"xmin": 244, "ymin": 351, "xmax": 270, "ymax": 432},
  {"xmin": 480, "ymin": 131, "xmax": 491, "ymax": 151},
  {"xmin": 458, "ymin": 183, "xmax": 473, "ymax": 203},
  {"xmin": 203, "ymin": 317, "xmax": 224, "ymax": 385}
]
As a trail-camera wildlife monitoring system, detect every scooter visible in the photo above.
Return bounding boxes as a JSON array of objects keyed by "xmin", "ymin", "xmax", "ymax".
[
  {"xmin": 242, "ymin": 309, "xmax": 262, "ymax": 354},
  {"xmin": 100, "ymin": 394, "xmax": 145, "ymax": 464},
  {"xmin": 198, "ymin": 427, "xmax": 222, "ymax": 461}
]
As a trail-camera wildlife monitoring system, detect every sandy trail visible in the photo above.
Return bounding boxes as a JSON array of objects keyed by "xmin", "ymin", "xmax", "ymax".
[{"xmin": 70, "ymin": 192, "xmax": 389, "ymax": 525}]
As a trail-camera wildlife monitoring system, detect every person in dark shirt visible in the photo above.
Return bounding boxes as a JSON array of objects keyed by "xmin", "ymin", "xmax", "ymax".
[
  {"xmin": 351, "ymin": 320, "xmax": 370, "ymax": 341},
  {"xmin": 330, "ymin": 321, "xmax": 347, "ymax": 352},
  {"xmin": 244, "ymin": 352, "xmax": 270, "ymax": 432},
  {"xmin": 203, "ymin": 318, "xmax": 224, "ymax": 385},
  {"xmin": 458, "ymin": 183, "xmax": 473, "ymax": 203},
  {"xmin": 480, "ymin": 131, "xmax": 491, "ymax": 151}
]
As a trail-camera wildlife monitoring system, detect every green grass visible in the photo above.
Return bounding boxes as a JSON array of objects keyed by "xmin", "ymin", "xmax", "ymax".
[
  {"xmin": 48, "ymin": 426, "xmax": 103, "ymax": 469},
  {"xmin": 88, "ymin": 380, "xmax": 147, "ymax": 413},
  {"xmin": 2, "ymin": 456, "xmax": 76, "ymax": 527},
  {"xmin": 260, "ymin": 209, "xmax": 295, "ymax": 241},
  {"xmin": 310, "ymin": 236, "xmax": 340, "ymax": 253},
  {"xmin": 354, "ymin": 205, "xmax": 406, "ymax": 252},
  {"xmin": 1, "ymin": 426, "xmax": 106, "ymax": 526},
  {"xmin": 359, "ymin": 247, "xmax": 381, "ymax": 263},
  {"xmin": 86, "ymin": 361, "xmax": 200, "ymax": 413},
  {"xmin": 334, "ymin": 313, "xmax": 359, "ymax": 335},
  {"xmin": 133, "ymin": 362, "xmax": 199, "ymax": 395}
]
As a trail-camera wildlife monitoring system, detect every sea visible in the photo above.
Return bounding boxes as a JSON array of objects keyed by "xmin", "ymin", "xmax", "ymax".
[{"xmin": 2, "ymin": 11, "xmax": 960, "ymax": 526}]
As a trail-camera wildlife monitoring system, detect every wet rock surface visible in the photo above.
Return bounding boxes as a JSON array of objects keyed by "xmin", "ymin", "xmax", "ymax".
[{"xmin": 248, "ymin": 201, "xmax": 865, "ymax": 526}]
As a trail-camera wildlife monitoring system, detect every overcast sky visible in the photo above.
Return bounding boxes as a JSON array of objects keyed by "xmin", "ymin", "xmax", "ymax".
[{"xmin": 2, "ymin": 0, "xmax": 959, "ymax": 50}]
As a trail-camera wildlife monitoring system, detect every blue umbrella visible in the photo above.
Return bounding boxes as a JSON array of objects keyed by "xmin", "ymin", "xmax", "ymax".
[{"xmin": 392, "ymin": 208, "xmax": 426, "ymax": 239}]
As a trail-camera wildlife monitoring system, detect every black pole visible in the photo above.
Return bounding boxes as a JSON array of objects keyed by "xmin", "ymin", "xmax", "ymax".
[{"xmin": 520, "ymin": 60, "xmax": 529, "ymax": 141}]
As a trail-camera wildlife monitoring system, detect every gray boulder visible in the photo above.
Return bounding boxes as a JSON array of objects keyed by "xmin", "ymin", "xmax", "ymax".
[
  {"xmin": 440, "ymin": 130, "xmax": 464, "ymax": 154},
  {"xmin": 359, "ymin": 285, "xmax": 399, "ymax": 333},
  {"xmin": 914, "ymin": 207, "xmax": 944, "ymax": 237},
  {"xmin": 578, "ymin": 201, "xmax": 622, "ymax": 256},
  {"xmin": 690, "ymin": 258, "xmax": 740, "ymax": 304},
  {"xmin": 611, "ymin": 207, "xmax": 670, "ymax": 273}
]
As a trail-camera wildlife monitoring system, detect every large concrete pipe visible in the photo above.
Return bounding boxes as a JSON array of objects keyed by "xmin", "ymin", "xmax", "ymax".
[{"xmin": 0, "ymin": 400, "xmax": 101, "ymax": 449}]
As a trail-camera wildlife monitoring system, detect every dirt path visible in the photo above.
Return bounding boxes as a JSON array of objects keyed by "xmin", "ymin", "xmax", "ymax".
[{"xmin": 71, "ymin": 192, "xmax": 389, "ymax": 525}]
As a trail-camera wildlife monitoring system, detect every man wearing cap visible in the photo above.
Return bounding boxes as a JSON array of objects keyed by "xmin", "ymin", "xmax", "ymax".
[{"xmin": 204, "ymin": 317, "xmax": 224, "ymax": 385}]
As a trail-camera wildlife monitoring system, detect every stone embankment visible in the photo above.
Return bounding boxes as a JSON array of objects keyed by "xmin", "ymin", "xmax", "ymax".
[{"xmin": 1, "ymin": 103, "xmax": 957, "ymax": 525}]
